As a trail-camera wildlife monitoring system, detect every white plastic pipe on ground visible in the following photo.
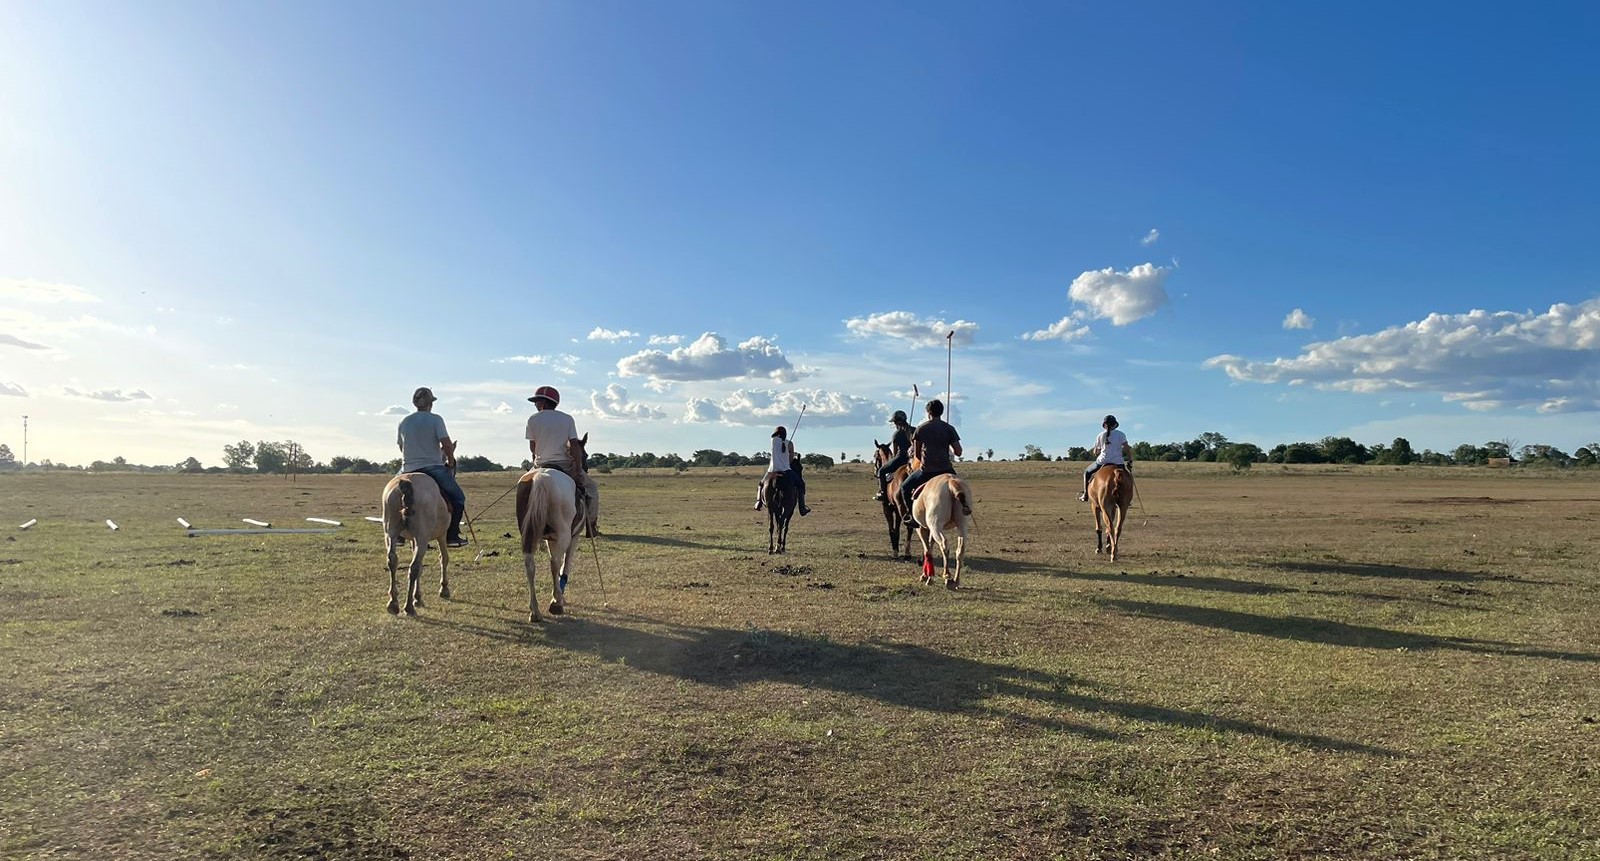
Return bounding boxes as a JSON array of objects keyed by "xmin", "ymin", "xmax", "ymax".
[
  {"xmin": 305, "ymin": 517, "xmax": 342, "ymax": 526},
  {"xmin": 19, "ymin": 519, "xmax": 37, "ymax": 530},
  {"xmin": 241, "ymin": 518, "xmax": 271, "ymax": 528},
  {"xmin": 177, "ymin": 517, "xmax": 191, "ymax": 528},
  {"xmin": 364, "ymin": 516, "xmax": 384, "ymax": 523},
  {"xmin": 106, "ymin": 520, "xmax": 119, "ymax": 531}
]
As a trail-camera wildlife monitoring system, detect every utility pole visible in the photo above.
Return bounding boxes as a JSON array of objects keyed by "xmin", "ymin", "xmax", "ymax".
[{"xmin": 21, "ymin": 415, "xmax": 27, "ymax": 465}]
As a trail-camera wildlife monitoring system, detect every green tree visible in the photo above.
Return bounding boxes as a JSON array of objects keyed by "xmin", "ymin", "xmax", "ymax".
[
  {"xmin": 254, "ymin": 441, "xmax": 287, "ymax": 474},
  {"xmin": 691, "ymin": 449, "xmax": 725, "ymax": 468},
  {"xmin": 1221, "ymin": 442, "xmax": 1263, "ymax": 470},
  {"xmin": 177, "ymin": 456, "xmax": 204, "ymax": 473},
  {"xmin": 0, "ymin": 444, "xmax": 14, "ymax": 469},
  {"xmin": 1282, "ymin": 442, "xmax": 1324, "ymax": 463},
  {"xmin": 1020, "ymin": 444, "xmax": 1048, "ymax": 461},
  {"xmin": 222, "ymin": 440, "xmax": 255, "ymax": 472},
  {"xmin": 1320, "ymin": 436, "xmax": 1368, "ymax": 464},
  {"xmin": 1066, "ymin": 446, "xmax": 1091, "ymax": 461},
  {"xmin": 1198, "ymin": 431, "xmax": 1229, "ymax": 453},
  {"xmin": 801, "ymin": 453, "xmax": 835, "ymax": 470}
]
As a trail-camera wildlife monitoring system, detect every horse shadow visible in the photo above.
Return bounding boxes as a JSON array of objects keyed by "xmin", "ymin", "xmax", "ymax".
[
  {"xmin": 1098, "ymin": 598, "xmax": 1598, "ymax": 663},
  {"xmin": 602, "ymin": 532, "xmax": 747, "ymax": 553},
  {"xmin": 489, "ymin": 611, "xmax": 1391, "ymax": 755},
  {"xmin": 1271, "ymin": 560, "xmax": 1538, "ymax": 585}
]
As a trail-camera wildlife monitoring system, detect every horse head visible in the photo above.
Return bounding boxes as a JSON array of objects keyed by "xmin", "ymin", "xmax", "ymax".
[
  {"xmin": 872, "ymin": 440, "xmax": 892, "ymax": 469},
  {"xmin": 565, "ymin": 433, "xmax": 590, "ymax": 474}
]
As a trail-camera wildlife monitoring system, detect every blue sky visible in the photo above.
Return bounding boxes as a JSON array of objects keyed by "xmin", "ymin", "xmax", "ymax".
[{"xmin": 3, "ymin": 1, "xmax": 1598, "ymax": 467}]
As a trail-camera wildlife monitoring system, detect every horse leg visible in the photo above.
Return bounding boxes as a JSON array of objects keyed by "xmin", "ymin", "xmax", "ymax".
[
  {"xmin": 436, "ymin": 541, "xmax": 450, "ymax": 601},
  {"xmin": 547, "ymin": 534, "xmax": 567, "ymax": 615},
  {"xmin": 405, "ymin": 540, "xmax": 425, "ymax": 615},
  {"xmin": 385, "ymin": 532, "xmax": 401, "ymax": 614},
  {"xmin": 523, "ymin": 548, "xmax": 542, "ymax": 623},
  {"xmin": 767, "ymin": 507, "xmax": 777, "ymax": 555},
  {"xmin": 951, "ymin": 522, "xmax": 968, "ymax": 589}
]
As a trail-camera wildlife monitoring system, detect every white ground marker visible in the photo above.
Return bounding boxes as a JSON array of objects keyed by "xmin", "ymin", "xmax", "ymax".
[
  {"xmin": 241, "ymin": 518, "xmax": 271, "ymax": 528},
  {"xmin": 106, "ymin": 520, "xmax": 119, "ymax": 531},
  {"xmin": 177, "ymin": 518, "xmax": 191, "ymax": 528},
  {"xmin": 364, "ymin": 516, "xmax": 384, "ymax": 523},
  {"xmin": 19, "ymin": 519, "xmax": 37, "ymax": 530},
  {"xmin": 305, "ymin": 517, "xmax": 342, "ymax": 526},
  {"xmin": 186, "ymin": 528, "xmax": 340, "ymax": 536}
]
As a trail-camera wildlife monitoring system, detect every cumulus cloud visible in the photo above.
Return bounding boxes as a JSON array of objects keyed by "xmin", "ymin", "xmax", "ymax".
[
  {"xmin": 1140, "ymin": 229, "xmax": 1160, "ymax": 246},
  {"xmin": 0, "ymin": 278, "xmax": 99, "ymax": 304},
  {"xmin": 587, "ymin": 327, "xmax": 639, "ymax": 342},
  {"xmin": 492, "ymin": 401, "xmax": 514, "ymax": 414},
  {"xmin": 62, "ymin": 387, "xmax": 152, "ymax": 402},
  {"xmin": 492, "ymin": 354, "xmax": 580, "ymax": 375},
  {"xmin": 682, "ymin": 388, "xmax": 886, "ymax": 428},
  {"xmin": 377, "ymin": 405, "xmax": 409, "ymax": 416},
  {"xmin": 844, "ymin": 311, "xmax": 978, "ymax": 348},
  {"xmin": 1283, "ymin": 308, "xmax": 1315, "ymax": 330},
  {"xmin": 617, "ymin": 333, "xmax": 800, "ymax": 383},
  {"xmin": 1066, "ymin": 263, "xmax": 1171, "ymax": 326},
  {"xmin": 1022, "ymin": 315, "xmax": 1092, "ymax": 342},
  {"xmin": 0, "ymin": 333, "xmax": 49, "ymax": 350},
  {"xmin": 0, "ymin": 381, "xmax": 26, "ymax": 397},
  {"xmin": 648, "ymin": 334, "xmax": 683, "ymax": 346},
  {"xmin": 1206, "ymin": 299, "xmax": 1600, "ymax": 412},
  {"xmin": 587, "ymin": 384, "xmax": 666, "ymax": 420}
]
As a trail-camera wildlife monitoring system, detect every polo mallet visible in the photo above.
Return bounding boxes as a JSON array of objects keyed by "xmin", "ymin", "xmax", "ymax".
[
  {"xmin": 945, "ymin": 330, "xmax": 955, "ymax": 424},
  {"xmin": 447, "ymin": 441, "xmax": 486, "ymax": 560},
  {"xmin": 790, "ymin": 404, "xmax": 807, "ymax": 440},
  {"xmin": 1130, "ymin": 471, "xmax": 1151, "ymax": 527},
  {"xmin": 909, "ymin": 383, "xmax": 919, "ymax": 416},
  {"xmin": 588, "ymin": 534, "xmax": 610, "ymax": 607}
]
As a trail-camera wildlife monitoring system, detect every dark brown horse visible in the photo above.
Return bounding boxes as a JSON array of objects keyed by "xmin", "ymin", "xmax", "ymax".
[
  {"xmin": 765, "ymin": 472, "xmax": 798, "ymax": 554},
  {"xmin": 872, "ymin": 440, "xmax": 916, "ymax": 559},
  {"xmin": 1089, "ymin": 465, "xmax": 1135, "ymax": 561}
]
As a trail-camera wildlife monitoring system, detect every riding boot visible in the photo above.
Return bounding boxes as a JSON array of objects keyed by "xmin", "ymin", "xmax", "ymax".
[
  {"xmin": 447, "ymin": 506, "xmax": 467, "ymax": 546},
  {"xmin": 799, "ymin": 488, "xmax": 811, "ymax": 516},
  {"xmin": 753, "ymin": 480, "xmax": 765, "ymax": 511}
]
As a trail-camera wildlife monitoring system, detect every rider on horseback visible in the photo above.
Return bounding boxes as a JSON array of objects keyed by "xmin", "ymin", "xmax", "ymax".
[
  {"xmin": 754, "ymin": 426, "xmax": 811, "ymax": 516},
  {"xmin": 872, "ymin": 409, "xmax": 914, "ymax": 502},
  {"xmin": 397, "ymin": 386, "xmax": 469, "ymax": 548},
  {"xmin": 898, "ymin": 399, "xmax": 965, "ymax": 528},
  {"xmin": 1080, "ymin": 414, "xmax": 1134, "ymax": 502},
  {"xmin": 525, "ymin": 385, "xmax": 602, "ymax": 536}
]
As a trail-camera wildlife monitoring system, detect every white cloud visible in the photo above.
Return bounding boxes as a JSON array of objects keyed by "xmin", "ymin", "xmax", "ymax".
[
  {"xmin": 62, "ymin": 387, "xmax": 152, "ymax": 402},
  {"xmin": 0, "ymin": 381, "xmax": 26, "ymax": 397},
  {"xmin": 844, "ymin": 311, "xmax": 978, "ymax": 349},
  {"xmin": 1022, "ymin": 315, "xmax": 1092, "ymax": 342},
  {"xmin": 1140, "ymin": 229, "xmax": 1160, "ymax": 247},
  {"xmin": 586, "ymin": 384, "xmax": 666, "ymax": 420},
  {"xmin": 377, "ymin": 405, "xmax": 409, "ymax": 417},
  {"xmin": 491, "ymin": 354, "xmax": 580, "ymax": 375},
  {"xmin": 587, "ymin": 327, "xmax": 639, "ymax": 342},
  {"xmin": 648, "ymin": 334, "xmax": 682, "ymax": 346},
  {"xmin": 0, "ymin": 278, "xmax": 100, "ymax": 304},
  {"xmin": 1206, "ymin": 299, "xmax": 1600, "ymax": 412},
  {"xmin": 1066, "ymin": 263, "xmax": 1171, "ymax": 326},
  {"xmin": 1283, "ymin": 308, "xmax": 1315, "ymax": 330},
  {"xmin": 491, "ymin": 401, "xmax": 514, "ymax": 414},
  {"xmin": 617, "ymin": 333, "xmax": 800, "ymax": 383},
  {"xmin": 682, "ymin": 388, "xmax": 886, "ymax": 428},
  {"xmin": 0, "ymin": 333, "xmax": 49, "ymax": 350}
]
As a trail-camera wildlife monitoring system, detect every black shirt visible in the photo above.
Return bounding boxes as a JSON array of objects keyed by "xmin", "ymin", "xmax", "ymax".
[{"xmin": 912, "ymin": 419, "xmax": 960, "ymax": 473}]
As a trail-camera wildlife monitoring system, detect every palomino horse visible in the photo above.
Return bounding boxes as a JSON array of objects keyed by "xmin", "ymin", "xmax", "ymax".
[
  {"xmin": 872, "ymin": 441, "xmax": 916, "ymax": 560},
  {"xmin": 765, "ymin": 472, "xmax": 798, "ymax": 554},
  {"xmin": 514, "ymin": 466, "xmax": 582, "ymax": 622},
  {"xmin": 1089, "ymin": 465, "xmax": 1134, "ymax": 561},
  {"xmin": 912, "ymin": 474, "xmax": 973, "ymax": 589},
  {"xmin": 380, "ymin": 472, "xmax": 452, "ymax": 615}
]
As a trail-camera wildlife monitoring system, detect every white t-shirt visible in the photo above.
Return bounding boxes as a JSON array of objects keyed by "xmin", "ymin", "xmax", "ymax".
[
  {"xmin": 397, "ymin": 411, "xmax": 448, "ymax": 472},
  {"xmin": 1095, "ymin": 428, "xmax": 1129, "ymax": 465},
  {"xmin": 768, "ymin": 438, "xmax": 792, "ymax": 473},
  {"xmin": 525, "ymin": 409, "xmax": 579, "ymax": 467}
]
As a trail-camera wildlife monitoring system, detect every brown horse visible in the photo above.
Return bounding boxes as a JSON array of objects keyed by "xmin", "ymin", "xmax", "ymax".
[
  {"xmin": 872, "ymin": 440, "xmax": 916, "ymax": 559},
  {"xmin": 1089, "ymin": 465, "xmax": 1134, "ymax": 561},
  {"xmin": 563, "ymin": 433, "xmax": 598, "ymax": 539},
  {"xmin": 765, "ymin": 472, "xmax": 798, "ymax": 554},
  {"xmin": 380, "ymin": 472, "xmax": 452, "ymax": 615}
]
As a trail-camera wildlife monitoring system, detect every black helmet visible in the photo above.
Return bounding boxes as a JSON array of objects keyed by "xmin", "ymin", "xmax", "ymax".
[
  {"xmin": 1103, "ymin": 414, "xmax": 1119, "ymax": 427},
  {"xmin": 890, "ymin": 410, "xmax": 908, "ymax": 424}
]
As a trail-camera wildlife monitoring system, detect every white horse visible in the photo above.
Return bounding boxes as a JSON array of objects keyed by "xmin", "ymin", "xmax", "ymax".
[
  {"xmin": 912, "ymin": 474, "xmax": 973, "ymax": 590},
  {"xmin": 381, "ymin": 472, "xmax": 452, "ymax": 615},
  {"xmin": 515, "ymin": 467, "xmax": 583, "ymax": 622}
]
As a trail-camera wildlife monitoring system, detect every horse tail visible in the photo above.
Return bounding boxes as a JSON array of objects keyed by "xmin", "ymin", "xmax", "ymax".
[
  {"xmin": 953, "ymin": 478, "xmax": 973, "ymax": 515},
  {"xmin": 516, "ymin": 473, "xmax": 551, "ymax": 555},
  {"xmin": 396, "ymin": 477, "xmax": 414, "ymax": 529}
]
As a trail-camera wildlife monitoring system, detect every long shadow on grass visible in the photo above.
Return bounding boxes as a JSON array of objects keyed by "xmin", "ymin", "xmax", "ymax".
[
  {"xmin": 1099, "ymin": 598, "xmax": 1598, "ymax": 663},
  {"xmin": 603, "ymin": 532, "xmax": 749, "ymax": 553},
  {"xmin": 1272, "ymin": 560, "xmax": 1536, "ymax": 584},
  {"xmin": 520, "ymin": 614, "xmax": 1392, "ymax": 755}
]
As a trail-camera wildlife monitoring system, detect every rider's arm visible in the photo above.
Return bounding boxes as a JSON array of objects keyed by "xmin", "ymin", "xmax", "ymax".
[
  {"xmin": 952, "ymin": 440, "xmax": 963, "ymax": 457},
  {"xmin": 441, "ymin": 436, "xmax": 457, "ymax": 470}
]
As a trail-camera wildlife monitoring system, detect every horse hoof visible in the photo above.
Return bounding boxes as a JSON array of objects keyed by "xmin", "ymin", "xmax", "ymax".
[
  {"xmin": 548, "ymin": 601, "xmax": 564, "ymax": 615},
  {"xmin": 919, "ymin": 574, "xmax": 932, "ymax": 585},
  {"xmin": 945, "ymin": 579, "xmax": 958, "ymax": 591},
  {"xmin": 439, "ymin": 587, "xmax": 451, "ymax": 600},
  {"xmin": 386, "ymin": 602, "xmax": 399, "ymax": 615},
  {"xmin": 404, "ymin": 606, "xmax": 417, "ymax": 617},
  {"xmin": 529, "ymin": 613, "xmax": 542, "ymax": 624}
]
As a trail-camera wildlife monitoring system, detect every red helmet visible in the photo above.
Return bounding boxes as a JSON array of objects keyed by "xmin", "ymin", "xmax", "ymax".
[{"xmin": 528, "ymin": 385, "xmax": 561, "ymax": 406}]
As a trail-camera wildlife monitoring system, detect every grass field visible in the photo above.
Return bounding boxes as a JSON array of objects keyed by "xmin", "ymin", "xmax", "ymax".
[{"xmin": 3, "ymin": 463, "xmax": 1599, "ymax": 860}]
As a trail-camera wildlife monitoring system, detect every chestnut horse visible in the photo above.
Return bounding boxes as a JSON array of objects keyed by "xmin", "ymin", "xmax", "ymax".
[
  {"xmin": 1089, "ymin": 465, "xmax": 1134, "ymax": 561},
  {"xmin": 380, "ymin": 472, "xmax": 452, "ymax": 615},
  {"xmin": 872, "ymin": 440, "xmax": 915, "ymax": 559}
]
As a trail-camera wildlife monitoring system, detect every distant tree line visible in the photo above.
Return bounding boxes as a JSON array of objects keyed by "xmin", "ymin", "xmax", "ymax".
[{"xmin": 1, "ymin": 433, "xmax": 1593, "ymax": 474}]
